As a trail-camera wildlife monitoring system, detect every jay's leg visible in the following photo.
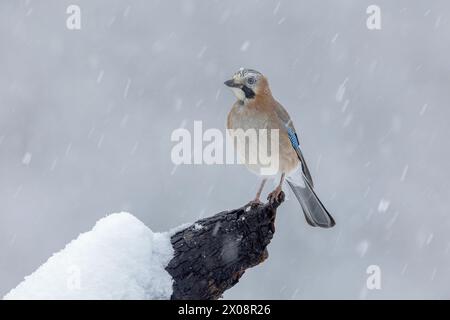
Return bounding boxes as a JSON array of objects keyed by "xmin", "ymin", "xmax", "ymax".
[
  {"xmin": 255, "ymin": 178, "xmax": 267, "ymax": 201},
  {"xmin": 268, "ymin": 173, "xmax": 285, "ymax": 203},
  {"xmin": 247, "ymin": 178, "xmax": 267, "ymax": 208}
]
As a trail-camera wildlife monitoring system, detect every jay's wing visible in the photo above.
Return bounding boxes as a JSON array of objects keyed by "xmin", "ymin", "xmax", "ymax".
[{"xmin": 274, "ymin": 102, "xmax": 314, "ymax": 187}]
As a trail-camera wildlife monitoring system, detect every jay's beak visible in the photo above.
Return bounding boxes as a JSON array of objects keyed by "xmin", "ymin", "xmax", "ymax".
[{"xmin": 224, "ymin": 79, "xmax": 241, "ymax": 88}]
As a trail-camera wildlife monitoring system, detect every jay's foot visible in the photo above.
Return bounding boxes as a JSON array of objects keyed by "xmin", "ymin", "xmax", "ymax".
[{"xmin": 267, "ymin": 186, "xmax": 283, "ymax": 204}]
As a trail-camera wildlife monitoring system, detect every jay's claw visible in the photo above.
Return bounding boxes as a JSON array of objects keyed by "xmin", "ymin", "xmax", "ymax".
[{"xmin": 267, "ymin": 186, "xmax": 283, "ymax": 204}]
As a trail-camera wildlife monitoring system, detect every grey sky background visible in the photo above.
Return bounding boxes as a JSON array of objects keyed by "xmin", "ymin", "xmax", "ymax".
[{"xmin": 1, "ymin": 0, "xmax": 449, "ymax": 299}]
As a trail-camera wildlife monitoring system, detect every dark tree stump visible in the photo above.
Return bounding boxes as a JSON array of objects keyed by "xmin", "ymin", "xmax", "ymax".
[{"xmin": 165, "ymin": 192, "xmax": 285, "ymax": 300}]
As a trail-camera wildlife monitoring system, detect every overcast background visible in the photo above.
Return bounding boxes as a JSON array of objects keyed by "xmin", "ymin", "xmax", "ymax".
[{"xmin": 1, "ymin": 0, "xmax": 450, "ymax": 299}]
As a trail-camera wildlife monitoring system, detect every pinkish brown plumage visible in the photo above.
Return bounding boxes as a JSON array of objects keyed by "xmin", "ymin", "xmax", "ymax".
[{"xmin": 224, "ymin": 68, "xmax": 335, "ymax": 228}]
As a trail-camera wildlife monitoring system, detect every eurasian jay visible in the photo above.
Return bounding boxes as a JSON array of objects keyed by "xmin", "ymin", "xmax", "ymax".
[{"xmin": 224, "ymin": 68, "xmax": 335, "ymax": 228}]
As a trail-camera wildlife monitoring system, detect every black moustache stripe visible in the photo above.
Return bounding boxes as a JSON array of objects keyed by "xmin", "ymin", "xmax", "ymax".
[{"xmin": 241, "ymin": 85, "xmax": 255, "ymax": 99}]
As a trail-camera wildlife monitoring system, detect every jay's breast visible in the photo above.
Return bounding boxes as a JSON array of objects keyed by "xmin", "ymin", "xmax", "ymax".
[{"xmin": 227, "ymin": 108, "xmax": 299, "ymax": 176}]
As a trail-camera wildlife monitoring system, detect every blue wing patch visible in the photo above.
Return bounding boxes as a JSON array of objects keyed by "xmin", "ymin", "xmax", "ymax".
[
  {"xmin": 284, "ymin": 123, "xmax": 314, "ymax": 187},
  {"xmin": 286, "ymin": 126, "xmax": 300, "ymax": 150}
]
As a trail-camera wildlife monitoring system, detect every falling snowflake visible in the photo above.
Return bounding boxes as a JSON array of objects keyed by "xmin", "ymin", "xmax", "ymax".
[
  {"xmin": 123, "ymin": 78, "xmax": 131, "ymax": 99},
  {"xmin": 400, "ymin": 165, "xmax": 409, "ymax": 182},
  {"xmin": 273, "ymin": 2, "xmax": 281, "ymax": 15},
  {"xmin": 240, "ymin": 41, "xmax": 250, "ymax": 52},
  {"xmin": 377, "ymin": 199, "xmax": 390, "ymax": 213},
  {"xmin": 96, "ymin": 70, "xmax": 104, "ymax": 83},
  {"xmin": 419, "ymin": 104, "xmax": 428, "ymax": 116},
  {"xmin": 356, "ymin": 240, "xmax": 370, "ymax": 257},
  {"xmin": 335, "ymin": 78, "xmax": 349, "ymax": 102},
  {"xmin": 22, "ymin": 152, "xmax": 32, "ymax": 166},
  {"xmin": 212, "ymin": 222, "xmax": 221, "ymax": 236},
  {"xmin": 331, "ymin": 33, "xmax": 339, "ymax": 43}
]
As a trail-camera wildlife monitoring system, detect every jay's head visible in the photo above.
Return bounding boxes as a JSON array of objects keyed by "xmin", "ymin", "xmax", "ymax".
[{"xmin": 224, "ymin": 68, "xmax": 270, "ymax": 102}]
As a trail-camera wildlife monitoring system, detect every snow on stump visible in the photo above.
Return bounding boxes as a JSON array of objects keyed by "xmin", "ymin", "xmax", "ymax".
[{"xmin": 4, "ymin": 213, "xmax": 174, "ymax": 300}]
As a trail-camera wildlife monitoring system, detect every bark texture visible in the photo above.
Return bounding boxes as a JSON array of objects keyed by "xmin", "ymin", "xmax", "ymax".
[{"xmin": 165, "ymin": 193, "xmax": 285, "ymax": 300}]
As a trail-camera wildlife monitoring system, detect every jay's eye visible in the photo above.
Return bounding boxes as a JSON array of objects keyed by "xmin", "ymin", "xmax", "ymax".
[{"xmin": 247, "ymin": 77, "xmax": 256, "ymax": 85}]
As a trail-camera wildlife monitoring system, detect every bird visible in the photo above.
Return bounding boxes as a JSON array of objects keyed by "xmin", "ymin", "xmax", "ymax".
[{"xmin": 224, "ymin": 68, "xmax": 335, "ymax": 228}]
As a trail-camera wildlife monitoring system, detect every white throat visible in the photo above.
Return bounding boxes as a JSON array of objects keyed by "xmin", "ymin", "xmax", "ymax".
[{"xmin": 230, "ymin": 87, "xmax": 246, "ymax": 102}]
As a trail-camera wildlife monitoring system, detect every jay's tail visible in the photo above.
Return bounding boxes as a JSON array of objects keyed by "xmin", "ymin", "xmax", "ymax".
[{"xmin": 287, "ymin": 173, "xmax": 335, "ymax": 228}]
